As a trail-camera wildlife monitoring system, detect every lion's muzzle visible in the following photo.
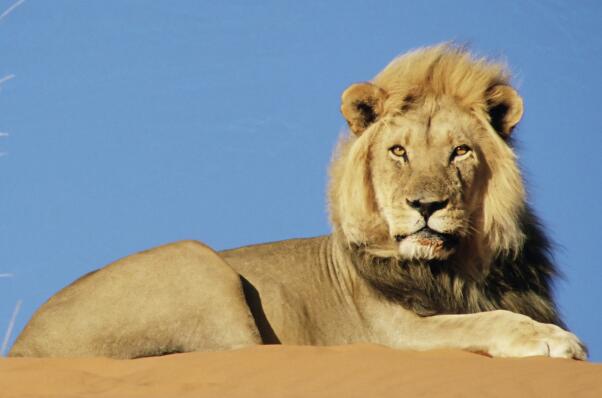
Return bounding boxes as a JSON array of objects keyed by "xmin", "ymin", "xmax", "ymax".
[{"xmin": 396, "ymin": 227, "xmax": 459, "ymax": 260}]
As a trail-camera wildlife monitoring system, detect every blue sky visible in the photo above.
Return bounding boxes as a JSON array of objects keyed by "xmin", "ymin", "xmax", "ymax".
[{"xmin": 1, "ymin": 1, "xmax": 601, "ymax": 360}]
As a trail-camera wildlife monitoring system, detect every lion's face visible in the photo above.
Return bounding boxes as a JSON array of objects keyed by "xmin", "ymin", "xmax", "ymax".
[
  {"xmin": 369, "ymin": 100, "xmax": 484, "ymax": 260},
  {"xmin": 330, "ymin": 45, "xmax": 527, "ymax": 265}
]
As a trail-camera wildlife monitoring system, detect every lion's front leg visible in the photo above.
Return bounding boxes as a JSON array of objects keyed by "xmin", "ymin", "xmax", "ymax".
[{"xmin": 392, "ymin": 310, "xmax": 587, "ymax": 360}]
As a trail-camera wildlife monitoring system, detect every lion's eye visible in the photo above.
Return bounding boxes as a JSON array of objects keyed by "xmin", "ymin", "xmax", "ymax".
[
  {"xmin": 389, "ymin": 145, "xmax": 406, "ymax": 158},
  {"xmin": 452, "ymin": 145, "xmax": 471, "ymax": 159}
]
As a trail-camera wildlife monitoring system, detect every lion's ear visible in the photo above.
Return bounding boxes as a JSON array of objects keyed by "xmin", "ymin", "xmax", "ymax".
[
  {"xmin": 341, "ymin": 83, "xmax": 388, "ymax": 136},
  {"xmin": 486, "ymin": 85, "xmax": 524, "ymax": 137}
]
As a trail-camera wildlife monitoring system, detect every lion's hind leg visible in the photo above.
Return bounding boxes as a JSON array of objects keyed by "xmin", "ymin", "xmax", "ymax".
[{"xmin": 10, "ymin": 240, "xmax": 262, "ymax": 358}]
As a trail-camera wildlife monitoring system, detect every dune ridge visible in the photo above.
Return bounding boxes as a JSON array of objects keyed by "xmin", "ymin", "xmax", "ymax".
[{"xmin": 1, "ymin": 344, "xmax": 601, "ymax": 398}]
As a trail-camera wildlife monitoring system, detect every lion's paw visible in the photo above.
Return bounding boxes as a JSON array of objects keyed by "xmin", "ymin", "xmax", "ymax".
[{"xmin": 487, "ymin": 311, "xmax": 587, "ymax": 360}]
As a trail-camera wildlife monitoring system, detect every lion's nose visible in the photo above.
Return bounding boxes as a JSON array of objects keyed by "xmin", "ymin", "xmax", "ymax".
[{"xmin": 406, "ymin": 198, "xmax": 449, "ymax": 220}]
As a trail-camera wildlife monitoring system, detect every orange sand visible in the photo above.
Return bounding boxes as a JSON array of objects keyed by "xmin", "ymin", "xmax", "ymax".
[{"xmin": 1, "ymin": 344, "xmax": 601, "ymax": 398}]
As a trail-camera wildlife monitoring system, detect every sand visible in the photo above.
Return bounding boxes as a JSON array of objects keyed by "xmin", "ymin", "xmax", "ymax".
[{"xmin": 1, "ymin": 344, "xmax": 601, "ymax": 398}]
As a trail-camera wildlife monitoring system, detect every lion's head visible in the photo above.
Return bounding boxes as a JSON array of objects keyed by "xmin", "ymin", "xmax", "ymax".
[{"xmin": 329, "ymin": 44, "xmax": 526, "ymax": 270}]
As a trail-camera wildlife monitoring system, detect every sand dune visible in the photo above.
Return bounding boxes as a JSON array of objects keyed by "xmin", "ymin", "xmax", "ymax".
[{"xmin": 1, "ymin": 344, "xmax": 601, "ymax": 397}]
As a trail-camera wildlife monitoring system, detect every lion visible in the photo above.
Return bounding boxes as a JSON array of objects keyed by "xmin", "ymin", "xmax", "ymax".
[{"xmin": 10, "ymin": 44, "xmax": 586, "ymax": 360}]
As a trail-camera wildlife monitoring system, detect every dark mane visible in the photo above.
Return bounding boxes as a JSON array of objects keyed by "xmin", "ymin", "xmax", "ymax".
[{"xmin": 350, "ymin": 207, "xmax": 563, "ymax": 326}]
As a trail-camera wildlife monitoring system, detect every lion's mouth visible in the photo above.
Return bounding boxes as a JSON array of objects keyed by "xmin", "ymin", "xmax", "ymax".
[{"xmin": 395, "ymin": 228, "xmax": 459, "ymax": 250}]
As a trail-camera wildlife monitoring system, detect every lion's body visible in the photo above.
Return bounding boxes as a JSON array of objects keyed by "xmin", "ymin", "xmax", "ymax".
[
  {"xmin": 10, "ymin": 237, "xmax": 381, "ymax": 357},
  {"xmin": 10, "ymin": 45, "xmax": 586, "ymax": 359}
]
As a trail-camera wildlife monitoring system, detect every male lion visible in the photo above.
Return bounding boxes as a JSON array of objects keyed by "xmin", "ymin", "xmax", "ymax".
[{"xmin": 10, "ymin": 44, "xmax": 586, "ymax": 359}]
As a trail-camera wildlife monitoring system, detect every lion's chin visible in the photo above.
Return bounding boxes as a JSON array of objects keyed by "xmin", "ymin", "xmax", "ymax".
[{"xmin": 397, "ymin": 229, "xmax": 457, "ymax": 260}]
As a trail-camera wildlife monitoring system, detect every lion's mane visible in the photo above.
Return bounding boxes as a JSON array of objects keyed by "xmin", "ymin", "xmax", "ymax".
[{"xmin": 329, "ymin": 45, "xmax": 561, "ymax": 325}]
